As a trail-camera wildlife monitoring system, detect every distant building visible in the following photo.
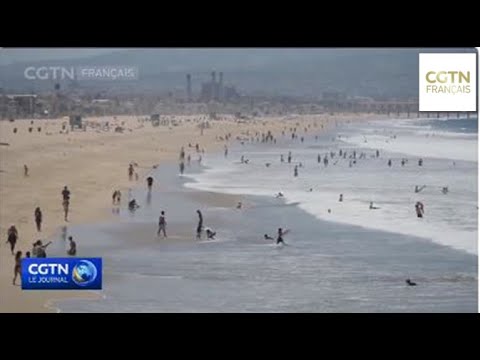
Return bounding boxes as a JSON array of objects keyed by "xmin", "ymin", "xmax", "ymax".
[
  {"xmin": 199, "ymin": 71, "xmax": 239, "ymax": 102},
  {"xmin": 1, "ymin": 94, "xmax": 37, "ymax": 118}
]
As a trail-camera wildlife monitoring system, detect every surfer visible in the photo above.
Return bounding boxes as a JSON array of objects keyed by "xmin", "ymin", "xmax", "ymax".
[
  {"xmin": 276, "ymin": 192, "xmax": 284, "ymax": 198},
  {"xmin": 236, "ymin": 202, "xmax": 242, "ymax": 209},
  {"xmin": 264, "ymin": 234, "xmax": 274, "ymax": 240},
  {"xmin": 406, "ymin": 279, "xmax": 417, "ymax": 286}
]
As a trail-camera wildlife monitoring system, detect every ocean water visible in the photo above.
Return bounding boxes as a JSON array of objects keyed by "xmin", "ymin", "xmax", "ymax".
[
  {"xmin": 185, "ymin": 117, "xmax": 478, "ymax": 255},
  {"xmin": 52, "ymin": 116, "xmax": 478, "ymax": 313}
]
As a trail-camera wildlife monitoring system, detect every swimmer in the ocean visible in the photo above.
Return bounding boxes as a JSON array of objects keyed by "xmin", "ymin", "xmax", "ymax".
[
  {"xmin": 369, "ymin": 202, "xmax": 380, "ymax": 210},
  {"xmin": 276, "ymin": 192, "xmax": 284, "ymax": 198}
]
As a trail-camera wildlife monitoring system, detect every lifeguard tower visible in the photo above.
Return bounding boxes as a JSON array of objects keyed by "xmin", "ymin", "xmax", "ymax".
[{"xmin": 69, "ymin": 115, "xmax": 85, "ymax": 131}]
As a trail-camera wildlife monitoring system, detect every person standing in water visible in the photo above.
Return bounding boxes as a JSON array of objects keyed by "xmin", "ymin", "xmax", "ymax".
[
  {"xmin": 157, "ymin": 211, "xmax": 167, "ymax": 238},
  {"xmin": 146, "ymin": 176, "xmax": 154, "ymax": 191},
  {"xmin": 34, "ymin": 207, "xmax": 42, "ymax": 232},
  {"xmin": 317, "ymin": 154, "xmax": 321, "ymax": 163},
  {"xmin": 388, "ymin": 159, "xmax": 392, "ymax": 167},
  {"xmin": 288, "ymin": 152, "xmax": 292, "ymax": 164},
  {"xmin": 179, "ymin": 161, "xmax": 185, "ymax": 175},
  {"xmin": 415, "ymin": 201, "xmax": 425, "ymax": 218},
  {"xmin": 196, "ymin": 210, "xmax": 203, "ymax": 239},
  {"xmin": 339, "ymin": 194, "xmax": 343, "ymax": 202},
  {"xmin": 67, "ymin": 236, "xmax": 77, "ymax": 256},
  {"xmin": 280, "ymin": 154, "xmax": 284, "ymax": 163},
  {"xmin": 294, "ymin": 165, "xmax": 298, "ymax": 177},
  {"xmin": 224, "ymin": 145, "xmax": 228, "ymax": 158},
  {"xmin": 276, "ymin": 228, "xmax": 289, "ymax": 245},
  {"xmin": 376, "ymin": 149, "xmax": 380, "ymax": 158},
  {"xmin": 62, "ymin": 186, "xmax": 71, "ymax": 221}
]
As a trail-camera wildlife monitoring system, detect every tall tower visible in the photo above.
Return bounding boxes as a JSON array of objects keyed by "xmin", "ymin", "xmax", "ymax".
[
  {"xmin": 186, "ymin": 74, "xmax": 192, "ymax": 102},
  {"xmin": 210, "ymin": 71, "xmax": 216, "ymax": 101},
  {"xmin": 218, "ymin": 72, "xmax": 223, "ymax": 102}
]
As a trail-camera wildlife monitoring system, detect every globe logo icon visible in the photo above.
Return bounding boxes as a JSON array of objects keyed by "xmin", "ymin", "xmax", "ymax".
[{"xmin": 72, "ymin": 260, "xmax": 98, "ymax": 286}]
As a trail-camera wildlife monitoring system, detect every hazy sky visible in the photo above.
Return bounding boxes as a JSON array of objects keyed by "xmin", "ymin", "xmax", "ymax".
[{"xmin": 0, "ymin": 48, "xmax": 120, "ymax": 65}]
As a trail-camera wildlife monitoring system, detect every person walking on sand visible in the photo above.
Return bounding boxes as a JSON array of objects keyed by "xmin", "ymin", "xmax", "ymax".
[
  {"xmin": 62, "ymin": 186, "xmax": 71, "ymax": 221},
  {"xmin": 157, "ymin": 211, "xmax": 167, "ymax": 238},
  {"xmin": 128, "ymin": 164, "xmax": 134, "ymax": 181},
  {"xmin": 196, "ymin": 210, "xmax": 203, "ymax": 239},
  {"xmin": 67, "ymin": 236, "xmax": 77, "ymax": 256},
  {"xmin": 12, "ymin": 251, "xmax": 22, "ymax": 285},
  {"xmin": 34, "ymin": 207, "xmax": 42, "ymax": 232},
  {"xmin": 6, "ymin": 225, "xmax": 18, "ymax": 255},
  {"xmin": 147, "ymin": 176, "xmax": 154, "ymax": 191},
  {"xmin": 24, "ymin": 164, "xmax": 29, "ymax": 177}
]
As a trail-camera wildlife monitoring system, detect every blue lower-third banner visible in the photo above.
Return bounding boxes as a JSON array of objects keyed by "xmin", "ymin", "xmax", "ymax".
[{"xmin": 21, "ymin": 258, "xmax": 102, "ymax": 290}]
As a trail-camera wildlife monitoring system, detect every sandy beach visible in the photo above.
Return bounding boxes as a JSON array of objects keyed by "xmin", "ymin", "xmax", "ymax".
[{"xmin": 0, "ymin": 112, "xmax": 377, "ymax": 312}]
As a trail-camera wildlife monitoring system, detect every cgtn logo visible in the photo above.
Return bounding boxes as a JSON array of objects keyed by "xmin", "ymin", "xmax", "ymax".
[
  {"xmin": 419, "ymin": 53, "xmax": 477, "ymax": 112},
  {"xmin": 21, "ymin": 258, "xmax": 102, "ymax": 290}
]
